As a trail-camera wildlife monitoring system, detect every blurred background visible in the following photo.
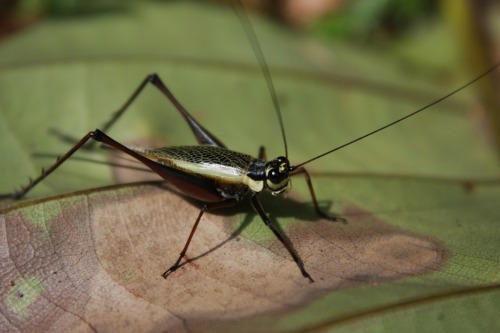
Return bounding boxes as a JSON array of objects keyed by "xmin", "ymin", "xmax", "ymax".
[
  {"xmin": 1, "ymin": 0, "xmax": 499, "ymax": 48},
  {"xmin": 0, "ymin": 0, "xmax": 499, "ymax": 150}
]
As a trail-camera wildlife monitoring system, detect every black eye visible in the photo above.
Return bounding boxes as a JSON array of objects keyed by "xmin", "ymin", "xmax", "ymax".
[{"xmin": 268, "ymin": 169, "xmax": 282, "ymax": 184}]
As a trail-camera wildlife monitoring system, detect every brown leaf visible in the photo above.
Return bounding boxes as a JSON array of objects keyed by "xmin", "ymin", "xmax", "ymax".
[{"xmin": 1, "ymin": 183, "xmax": 446, "ymax": 332}]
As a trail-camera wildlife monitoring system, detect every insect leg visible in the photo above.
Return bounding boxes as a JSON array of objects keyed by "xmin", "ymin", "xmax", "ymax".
[
  {"xmin": 290, "ymin": 167, "xmax": 346, "ymax": 223},
  {"xmin": 52, "ymin": 74, "xmax": 225, "ymax": 149},
  {"xmin": 103, "ymin": 74, "xmax": 226, "ymax": 148},
  {"xmin": 4, "ymin": 128, "xmax": 215, "ymax": 200},
  {"xmin": 162, "ymin": 199, "xmax": 238, "ymax": 279},
  {"xmin": 258, "ymin": 146, "xmax": 266, "ymax": 160},
  {"xmin": 250, "ymin": 194, "xmax": 314, "ymax": 282},
  {"xmin": 1, "ymin": 132, "xmax": 96, "ymax": 199}
]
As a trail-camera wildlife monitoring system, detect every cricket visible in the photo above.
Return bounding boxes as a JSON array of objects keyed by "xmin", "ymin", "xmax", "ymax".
[{"xmin": 1, "ymin": 1, "xmax": 498, "ymax": 283}]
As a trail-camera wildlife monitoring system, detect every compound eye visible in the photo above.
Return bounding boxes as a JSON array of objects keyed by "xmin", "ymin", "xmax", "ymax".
[{"xmin": 268, "ymin": 168, "xmax": 282, "ymax": 184}]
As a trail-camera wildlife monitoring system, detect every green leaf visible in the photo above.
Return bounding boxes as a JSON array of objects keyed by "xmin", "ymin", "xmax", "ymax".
[{"xmin": 0, "ymin": 1, "xmax": 499, "ymax": 332}]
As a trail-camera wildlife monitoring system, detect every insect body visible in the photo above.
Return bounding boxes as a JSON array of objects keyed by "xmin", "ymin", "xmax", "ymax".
[
  {"xmin": 134, "ymin": 145, "xmax": 266, "ymax": 202},
  {"xmin": 130, "ymin": 142, "xmax": 342, "ymax": 282},
  {"xmin": 2, "ymin": 71, "xmax": 343, "ymax": 282},
  {"xmin": 1, "ymin": 2, "xmax": 498, "ymax": 283}
]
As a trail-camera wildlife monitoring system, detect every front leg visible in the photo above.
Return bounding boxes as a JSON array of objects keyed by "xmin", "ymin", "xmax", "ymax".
[{"xmin": 290, "ymin": 167, "xmax": 346, "ymax": 223}]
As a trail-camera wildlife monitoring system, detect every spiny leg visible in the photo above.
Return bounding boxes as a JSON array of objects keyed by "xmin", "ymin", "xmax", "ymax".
[
  {"xmin": 250, "ymin": 194, "xmax": 314, "ymax": 283},
  {"xmin": 2, "ymin": 128, "xmax": 191, "ymax": 200},
  {"xmin": 0, "ymin": 132, "xmax": 96, "ymax": 199},
  {"xmin": 8, "ymin": 74, "xmax": 228, "ymax": 199},
  {"xmin": 290, "ymin": 167, "xmax": 346, "ymax": 223},
  {"xmin": 103, "ymin": 74, "xmax": 226, "ymax": 148},
  {"xmin": 52, "ymin": 74, "xmax": 225, "ymax": 149},
  {"xmin": 162, "ymin": 199, "xmax": 238, "ymax": 279},
  {"xmin": 1, "ymin": 129, "xmax": 155, "ymax": 199}
]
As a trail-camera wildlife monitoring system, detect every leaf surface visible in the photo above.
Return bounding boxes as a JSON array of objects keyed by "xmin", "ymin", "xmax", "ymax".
[{"xmin": 0, "ymin": 2, "xmax": 499, "ymax": 333}]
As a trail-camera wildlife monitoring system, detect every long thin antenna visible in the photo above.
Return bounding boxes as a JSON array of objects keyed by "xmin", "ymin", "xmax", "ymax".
[
  {"xmin": 232, "ymin": 0, "xmax": 288, "ymax": 158},
  {"xmin": 293, "ymin": 63, "xmax": 500, "ymax": 169}
]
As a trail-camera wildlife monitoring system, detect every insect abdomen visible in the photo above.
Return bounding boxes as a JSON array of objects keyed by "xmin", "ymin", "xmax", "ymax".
[{"xmin": 133, "ymin": 145, "xmax": 256, "ymax": 199}]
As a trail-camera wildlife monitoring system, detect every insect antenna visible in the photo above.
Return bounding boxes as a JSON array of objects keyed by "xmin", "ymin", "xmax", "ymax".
[
  {"xmin": 232, "ymin": 0, "xmax": 288, "ymax": 158},
  {"xmin": 292, "ymin": 63, "xmax": 500, "ymax": 169}
]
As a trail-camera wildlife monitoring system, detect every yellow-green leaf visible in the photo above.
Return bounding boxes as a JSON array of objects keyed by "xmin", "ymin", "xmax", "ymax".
[{"xmin": 0, "ymin": 2, "xmax": 499, "ymax": 333}]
